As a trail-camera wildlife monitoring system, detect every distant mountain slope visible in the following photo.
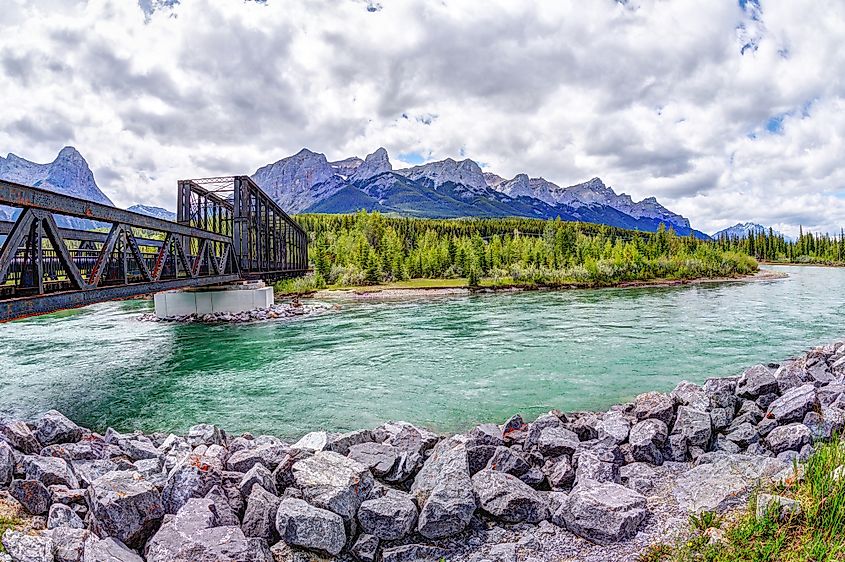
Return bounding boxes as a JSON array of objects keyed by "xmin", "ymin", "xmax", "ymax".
[
  {"xmin": 712, "ymin": 222, "xmax": 789, "ymax": 240},
  {"xmin": 253, "ymin": 147, "xmax": 708, "ymax": 238},
  {"xmin": 128, "ymin": 204, "xmax": 176, "ymax": 221},
  {"xmin": 0, "ymin": 147, "xmax": 112, "ymax": 230}
]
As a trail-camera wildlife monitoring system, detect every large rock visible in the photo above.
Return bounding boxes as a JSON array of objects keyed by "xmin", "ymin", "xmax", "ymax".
[
  {"xmin": 766, "ymin": 423, "xmax": 812, "ymax": 455},
  {"xmin": 357, "ymin": 489, "xmax": 418, "ymax": 540},
  {"xmin": 325, "ymin": 429, "xmax": 375, "ymax": 456},
  {"xmin": 619, "ymin": 462, "xmax": 657, "ymax": 495},
  {"xmin": 81, "ymin": 537, "xmax": 144, "ymax": 562},
  {"xmin": 381, "ymin": 544, "xmax": 446, "ymax": 562},
  {"xmin": 349, "ymin": 533, "xmax": 379, "ymax": 562},
  {"xmin": 502, "ymin": 414, "xmax": 528, "ymax": 445},
  {"xmin": 736, "ymin": 365, "xmax": 778, "ymax": 399},
  {"xmin": 1, "ymin": 529, "xmax": 53, "ymax": 562},
  {"xmin": 0, "ymin": 441, "xmax": 15, "ymax": 486},
  {"xmin": 292, "ymin": 451, "xmax": 373, "ymax": 523},
  {"xmin": 674, "ymin": 454, "xmax": 788, "ymax": 513},
  {"xmin": 472, "ymin": 469, "xmax": 548, "ymax": 523},
  {"xmin": 724, "ymin": 422, "xmax": 760, "ymax": 449},
  {"xmin": 0, "ymin": 419, "xmax": 41, "ymax": 454},
  {"xmin": 24, "ymin": 455, "xmax": 79, "ymax": 488},
  {"xmin": 596, "ymin": 411, "xmax": 631, "ymax": 445},
  {"xmin": 47, "ymin": 502, "xmax": 85, "ymax": 529},
  {"xmin": 239, "ymin": 463, "xmax": 277, "ymax": 498},
  {"xmin": 275, "ymin": 497, "xmax": 346, "ymax": 556},
  {"xmin": 372, "ymin": 421, "xmax": 439, "ymax": 482},
  {"xmin": 186, "ymin": 423, "xmax": 224, "ymax": 448},
  {"xmin": 523, "ymin": 413, "xmax": 565, "ymax": 450},
  {"xmin": 574, "ymin": 450, "xmax": 620, "ymax": 485},
  {"xmin": 411, "ymin": 437, "xmax": 476, "ymax": 539},
  {"xmin": 226, "ymin": 444, "xmax": 288, "ymax": 473},
  {"xmin": 632, "ymin": 392, "xmax": 675, "ymax": 426},
  {"xmin": 204, "ymin": 485, "xmax": 239, "ymax": 527},
  {"xmin": 242, "ymin": 485, "xmax": 281, "ymax": 541},
  {"xmin": 34, "ymin": 411, "xmax": 83, "ymax": 446},
  {"xmin": 49, "ymin": 526, "xmax": 89, "ymax": 562},
  {"xmin": 670, "ymin": 381, "xmax": 708, "ymax": 410},
  {"xmin": 543, "ymin": 456, "xmax": 575, "ymax": 490},
  {"xmin": 559, "ymin": 481, "xmax": 648, "ymax": 544},
  {"xmin": 10, "ymin": 479, "xmax": 51, "ymax": 515},
  {"xmin": 671, "ymin": 406, "xmax": 712, "ymax": 449},
  {"xmin": 161, "ymin": 453, "xmax": 222, "ymax": 514},
  {"xmin": 146, "ymin": 498, "xmax": 272, "ymax": 562},
  {"xmin": 767, "ymin": 384, "xmax": 819, "ymax": 425},
  {"xmin": 86, "ymin": 470, "xmax": 164, "ymax": 549},
  {"xmin": 71, "ymin": 459, "xmax": 124, "ymax": 488},
  {"xmin": 703, "ymin": 377, "xmax": 739, "ymax": 412},
  {"xmin": 485, "ymin": 446, "xmax": 530, "ymax": 477},
  {"xmin": 347, "ymin": 442, "xmax": 399, "ymax": 478},
  {"xmin": 628, "ymin": 419, "xmax": 667, "ymax": 465},
  {"xmin": 774, "ymin": 361, "xmax": 811, "ymax": 393},
  {"xmin": 533, "ymin": 426, "xmax": 579, "ymax": 458}
]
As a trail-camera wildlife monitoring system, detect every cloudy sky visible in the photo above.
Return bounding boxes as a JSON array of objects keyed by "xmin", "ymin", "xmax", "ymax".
[{"xmin": 1, "ymin": 0, "xmax": 844, "ymax": 235}]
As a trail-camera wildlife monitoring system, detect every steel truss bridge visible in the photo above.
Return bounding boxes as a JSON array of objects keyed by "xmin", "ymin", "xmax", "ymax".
[{"xmin": 0, "ymin": 176, "xmax": 308, "ymax": 322}]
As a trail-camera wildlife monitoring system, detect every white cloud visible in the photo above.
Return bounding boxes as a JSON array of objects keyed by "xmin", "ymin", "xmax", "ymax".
[{"xmin": 1, "ymin": 0, "xmax": 843, "ymax": 235}]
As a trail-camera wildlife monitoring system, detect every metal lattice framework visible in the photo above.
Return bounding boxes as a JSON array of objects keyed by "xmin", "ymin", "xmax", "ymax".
[
  {"xmin": 177, "ymin": 176, "xmax": 308, "ymax": 278},
  {"xmin": 0, "ymin": 175, "xmax": 308, "ymax": 322}
]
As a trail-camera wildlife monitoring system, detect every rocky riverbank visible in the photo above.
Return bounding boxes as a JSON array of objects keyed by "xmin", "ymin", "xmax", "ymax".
[
  {"xmin": 137, "ymin": 300, "xmax": 335, "ymax": 324},
  {"xmin": 1, "ymin": 338, "xmax": 844, "ymax": 562}
]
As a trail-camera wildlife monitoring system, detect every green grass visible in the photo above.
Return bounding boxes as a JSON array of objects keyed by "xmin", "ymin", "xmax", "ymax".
[
  {"xmin": 651, "ymin": 436, "xmax": 845, "ymax": 561},
  {"xmin": 0, "ymin": 515, "xmax": 22, "ymax": 553}
]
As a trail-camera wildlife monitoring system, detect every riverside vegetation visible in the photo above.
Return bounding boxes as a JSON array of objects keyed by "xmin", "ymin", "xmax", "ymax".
[
  {"xmin": 275, "ymin": 212, "xmax": 758, "ymax": 293},
  {"xmin": 2, "ymin": 339, "xmax": 845, "ymax": 561}
]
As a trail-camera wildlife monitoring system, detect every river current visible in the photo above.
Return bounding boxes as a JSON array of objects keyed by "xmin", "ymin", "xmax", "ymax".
[{"xmin": 0, "ymin": 265, "xmax": 842, "ymax": 439}]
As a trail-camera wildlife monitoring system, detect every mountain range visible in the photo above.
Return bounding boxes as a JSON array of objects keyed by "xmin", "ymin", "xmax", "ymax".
[
  {"xmin": 1, "ymin": 146, "xmax": 713, "ymax": 238},
  {"xmin": 712, "ymin": 222, "xmax": 791, "ymax": 241},
  {"xmin": 253, "ymin": 147, "xmax": 708, "ymax": 238}
]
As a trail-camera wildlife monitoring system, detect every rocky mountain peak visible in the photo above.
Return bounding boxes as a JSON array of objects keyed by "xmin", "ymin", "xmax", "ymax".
[
  {"xmin": 252, "ymin": 148, "xmax": 343, "ymax": 214},
  {"xmin": 396, "ymin": 156, "xmax": 488, "ymax": 192},
  {"xmin": 350, "ymin": 147, "xmax": 392, "ymax": 183}
]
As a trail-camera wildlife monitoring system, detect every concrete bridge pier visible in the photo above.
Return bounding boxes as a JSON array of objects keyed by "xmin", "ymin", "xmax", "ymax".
[{"xmin": 153, "ymin": 281, "xmax": 274, "ymax": 318}]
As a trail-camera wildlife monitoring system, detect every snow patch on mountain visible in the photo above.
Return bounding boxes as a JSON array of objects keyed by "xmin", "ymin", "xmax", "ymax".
[
  {"xmin": 128, "ymin": 204, "xmax": 176, "ymax": 221},
  {"xmin": 350, "ymin": 147, "xmax": 392, "ymax": 183},
  {"xmin": 712, "ymin": 222, "xmax": 773, "ymax": 239},
  {"xmin": 396, "ymin": 157, "xmax": 488, "ymax": 193}
]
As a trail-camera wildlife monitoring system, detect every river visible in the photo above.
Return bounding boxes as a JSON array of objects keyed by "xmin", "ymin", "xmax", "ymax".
[{"xmin": 0, "ymin": 265, "xmax": 842, "ymax": 439}]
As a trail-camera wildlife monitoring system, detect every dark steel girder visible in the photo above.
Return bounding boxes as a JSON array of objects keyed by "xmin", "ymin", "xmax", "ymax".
[{"xmin": 0, "ymin": 274, "xmax": 240, "ymax": 322}]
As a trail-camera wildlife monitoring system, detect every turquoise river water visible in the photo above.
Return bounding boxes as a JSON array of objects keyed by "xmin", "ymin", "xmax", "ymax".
[{"xmin": 0, "ymin": 265, "xmax": 843, "ymax": 439}]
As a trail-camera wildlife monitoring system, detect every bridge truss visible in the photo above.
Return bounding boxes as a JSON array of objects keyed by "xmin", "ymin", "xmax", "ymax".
[{"xmin": 0, "ymin": 175, "xmax": 308, "ymax": 322}]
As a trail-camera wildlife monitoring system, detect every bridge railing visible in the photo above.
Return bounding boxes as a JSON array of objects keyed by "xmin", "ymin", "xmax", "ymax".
[
  {"xmin": 0, "ymin": 179, "xmax": 240, "ymax": 321},
  {"xmin": 177, "ymin": 176, "xmax": 308, "ymax": 279}
]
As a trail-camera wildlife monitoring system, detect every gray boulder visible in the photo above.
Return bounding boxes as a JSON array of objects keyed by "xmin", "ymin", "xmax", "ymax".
[
  {"xmin": 619, "ymin": 462, "xmax": 657, "ymax": 495},
  {"xmin": 47, "ymin": 502, "xmax": 84, "ymax": 529},
  {"xmin": 466, "ymin": 443, "xmax": 498, "ymax": 476},
  {"xmin": 275, "ymin": 497, "xmax": 346, "ymax": 556},
  {"xmin": 357, "ymin": 489, "xmax": 418, "ymax": 540},
  {"xmin": 10, "ymin": 479, "xmax": 51, "ymax": 515},
  {"xmin": 767, "ymin": 384, "xmax": 819, "ymax": 424},
  {"xmin": 632, "ymin": 392, "xmax": 675, "ymax": 425},
  {"xmin": 574, "ymin": 450, "xmax": 619, "ymax": 485},
  {"xmin": 71, "ymin": 459, "xmax": 124, "ymax": 488},
  {"xmin": 25, "ymin": 455, "xmax": 79, "ymax": 489},
  {"xmin": 0, "ymin": 441, "xmax": 14, "ymax": 486},
  {"xmin": 226, "ymin": 444, "xmax": 288, "ymax": 473},
  {"xmin": 703, "ymin": 377, "xmax": 739, "ymax": 411},
  {"xmin": 186, "ymin": 423, "xmax": 223, "ymax": 448},
  {"xmin": 523, "ymin": 413, "xmax": 565, "ymax": 450},
  {"xmin": 0, "ymin": 419, "xmax": 40, "ymax": 454},
  {"xmin": 49, "ymin": 526, "xmax": 89, "ymax": 562},
  {"xmin": 661, "ymin": 433, "xmax": 688, "ymax": 462},
  {"xmin": 468, "ymin": 423, "xmax": 505, "ymax": 447},
  {"xmin": 671, "ymin": 406, "xmax": 712, "ymax": 449},
  {"xmin": 502, "ymin": 414, "xmax": 528, "ymax": 445},
  {"xmin": 559, "ymin": 481, "xmax": 648, "ymax": 544},
  {"xmin": 596, "ymin": 411, "xmax": 630, "ymax": 445},
  {"xmin": 628, "ymin": 419, "xmax": 667, "ymax": 465},
  {"xmin": 34, "ymin": 411, "xmax": 83, "ymax": 446},
  {"xmin": 569, "ymin": 414, "xmax": 600, "ymax": 441},
  {"xmin": 161, "ymin": 453, "xmax": 222, "ymax": 514},
  {"xmin": 724, "ymin": 422, "xmax": 760, "ymax": 449},
  {"xmin": 292, "ymin": 451, "xmax": 373, "ymax": 523},
  {"xmin": 325, "ymin": 429, "xmax": 374, "ymax": 456},
  {"xmin": 146, "ymin": 498, "xmax": 272, "ymax": 562},
  {"xmin": 670, "ymin": 381, "xmax": 708, "ymax": 410},
  {"xmin": 411, "ymin": 437, "xmax": 476, "ymax": 539},
  {"xmin": 819, "ymin": 384, "xmax": 845, "ymax": 407},
  {"xmin": 543, "ymin": 456, "xmax": 575, "ymax": 490},
  {"xmin": 756, "ymin": 493, "xmax": 801, "ymax": 520},
  {"xmin": 239, "ymin": 463, "xmax": 277, "ymax": 498},
  {"xmin": 349, "ymin": 533, "xmax": 379, "ymax": 562},
  {"xmin": 736, "ymin": 365, "xmax": 778, "ymax": 399},
  {"xmin": 242, "ymin": 485, "xmax": 280, "ymax": 541},
  {"xmin": 204, "ymin": 485, "xmax": 239, "ymax": 526},
  {"xmin": 347, "ymin": 442, "xmax": 399, "ymax": 478},
  {"xmin": 472, "ymin": 469, "xmax": 548, "ymax": 523},
  {"xmin": 81, "ymin": 537, "xmax": 144, "ymax": 562},
  {"xmin": 485, "ymin": 446, "xmax": 530, "ymax": 477},
  {"xmin": 674, "ymin": 454, "xmax": 788, "ymax": 513},
  {"xmin": 774, "ymin": 361, "xmax": 810, "ymax": 393},
  {"xmin": 766, "ymin": 423, "xmax": 812, "ymax": 455},
  {"xmin": 372, "ymin": 421, "xmax": 438, "ymax": 482},
  {"xmin": 1, "ymin": 529, "xmax": 53, "ymax": 562},
  {"xmin": 86, "ymin": 470, "xmax": 164, "ymax": 549},
  {"xmin": 381, "ymin": 544, "xmax": 446, "ymax": 562},
  {"xmin": 534, "ymin": 426, "xmax": 579, "ymax": 458}
]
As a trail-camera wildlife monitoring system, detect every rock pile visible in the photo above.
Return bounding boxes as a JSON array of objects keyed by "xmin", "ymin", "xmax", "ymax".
[
  {"xmin": 137, "ymin": 301, "xmax": 333, "ymax": 324},
  {"xmin": 1, "ymin": 339, "xmax": 844, "ymax": 562}
]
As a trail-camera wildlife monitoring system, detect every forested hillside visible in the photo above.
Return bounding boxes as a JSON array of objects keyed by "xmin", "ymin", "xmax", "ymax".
[
  {"xmin": 716, "ymin": 227, "xmax": 845, "ymax": 265},
  {"xmin": 284, "ymin": 212, "xmax": 757, "ymax": 290}
]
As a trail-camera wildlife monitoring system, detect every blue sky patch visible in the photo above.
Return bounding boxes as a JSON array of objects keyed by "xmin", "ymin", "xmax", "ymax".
[{"xmin": 398, "ymin": 151, "xmax": 425, "ymax": 165}]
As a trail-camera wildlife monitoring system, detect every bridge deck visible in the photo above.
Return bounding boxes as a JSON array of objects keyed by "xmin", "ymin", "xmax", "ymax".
[{"xmin": 0, "ymin": 176, "xmax": 307, "ymax": 322}]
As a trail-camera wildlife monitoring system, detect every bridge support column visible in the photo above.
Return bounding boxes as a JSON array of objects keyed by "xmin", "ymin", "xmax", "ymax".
[{"xmin": 153, "ymin": 281, "xmax": 273, "ymax": 318}]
